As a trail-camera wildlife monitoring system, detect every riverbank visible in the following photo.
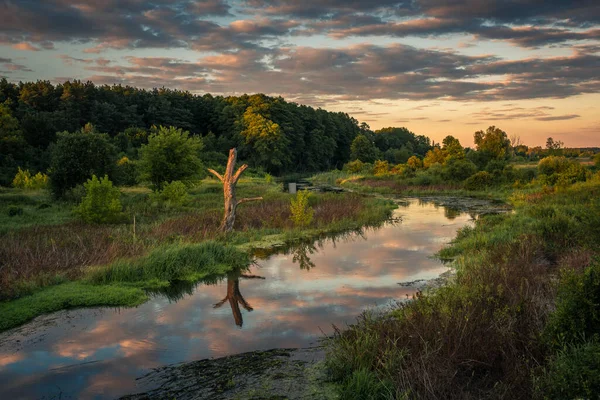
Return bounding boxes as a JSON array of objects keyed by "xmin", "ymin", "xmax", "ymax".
[
  {"xmin": 0, "ymin": 179, "xmax": 396, "ymax": 333},
  {"xmin": 325, "ymin": 176, "xmax": 600, "ymax": 399}
]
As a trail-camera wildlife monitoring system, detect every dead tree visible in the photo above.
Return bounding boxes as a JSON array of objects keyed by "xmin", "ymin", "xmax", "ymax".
[{"xmin": 208, "ymin": 148, "xmax": 262, "ymax": 233}]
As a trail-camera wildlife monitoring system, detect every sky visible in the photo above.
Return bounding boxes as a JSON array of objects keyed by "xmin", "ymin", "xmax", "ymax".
[{"xmin": 0, "ymin": 0, "xmax": 599, "ymax": 147}]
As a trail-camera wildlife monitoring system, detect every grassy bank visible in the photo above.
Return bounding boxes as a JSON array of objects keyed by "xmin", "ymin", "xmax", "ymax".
[
  {"xmin": 0, "ymin": 178, "xmax": 395, "ymax": 332},
  {"xmin": 325, "ymin": 177, "xmax": 600, "ymax": 399}
]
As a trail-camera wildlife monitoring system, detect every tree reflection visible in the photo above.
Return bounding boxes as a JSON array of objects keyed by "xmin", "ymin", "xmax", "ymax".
[
  {"xmin": 214, "ymin": 270, "xmax": 265, "ymax": 327},
  {"xmin": 291, "ymin": 242, "xmax": 317, "ymax": 271},
  {"xmin": 444, "ymin": 207, "xmax": 462, "ymax": 220}
]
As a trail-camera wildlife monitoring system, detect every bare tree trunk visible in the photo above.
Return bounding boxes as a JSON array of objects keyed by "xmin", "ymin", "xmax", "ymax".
[{"xmin": 208, "ymin": 148, "xmax": 262, "ymax": 233}]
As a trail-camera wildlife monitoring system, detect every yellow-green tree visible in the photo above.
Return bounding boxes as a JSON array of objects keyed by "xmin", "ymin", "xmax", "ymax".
[{"xmin": 474, "ymin": 126, "xmax": 511, "ymax": 159}]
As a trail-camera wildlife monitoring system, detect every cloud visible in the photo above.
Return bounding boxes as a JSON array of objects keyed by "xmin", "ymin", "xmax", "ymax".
[
  {"xmin": 0, "ymin": 58, "xmax": 32, "ymax": 73},
  {"xmin": 536, "ymin": 114, "xmax": 581, "ymax": 121},
  {"xmin": 11, "ymin": 42, "xmax": 40, "ymax": 51},
  {"xmin": 70, "ymin": 42, "xmax": 600, "ymax": 103}
]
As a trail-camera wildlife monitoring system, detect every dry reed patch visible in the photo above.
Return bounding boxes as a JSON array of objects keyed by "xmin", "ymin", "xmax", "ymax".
[{"xmin": 0, "ymin": 223, "xmax": 145, "ymax": 299}]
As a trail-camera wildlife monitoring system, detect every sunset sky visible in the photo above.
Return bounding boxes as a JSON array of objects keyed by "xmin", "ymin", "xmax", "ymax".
[{"xmin": 1, "ymin": 0, "xmax": 599, "ymax": 147}]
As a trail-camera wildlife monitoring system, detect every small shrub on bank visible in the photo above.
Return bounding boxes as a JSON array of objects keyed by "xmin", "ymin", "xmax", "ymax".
[
  {"xmin": 75, "ymin": 175, "xmax": 124, "ymax": 224},
  {"xmin": 290, "ymin": 190, "xmax": 314, "ymax": 227}
]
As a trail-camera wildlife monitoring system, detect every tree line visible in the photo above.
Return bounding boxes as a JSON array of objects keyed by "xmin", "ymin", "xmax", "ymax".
[{"xmin": 0, "ymin": 79, "xmax": 381, "ymax": 185}]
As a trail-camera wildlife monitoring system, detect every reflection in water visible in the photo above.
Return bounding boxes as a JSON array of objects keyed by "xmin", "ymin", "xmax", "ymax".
[
  {"xmin": 214, "ymin": 271, "xmax": 265, "ymax": 327},
  {"xmin": 292, "ymin": 243, "xmax": 317, "ymax": 271},
  {"xmin": 0, "ymin": 197, "xmax": 494, "ymax": 400}
]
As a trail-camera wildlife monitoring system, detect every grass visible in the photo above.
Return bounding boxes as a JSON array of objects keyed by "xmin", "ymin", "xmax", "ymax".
[{"xmin": 325, "ymin": 177, "xmax": 600, "ymax": 399}]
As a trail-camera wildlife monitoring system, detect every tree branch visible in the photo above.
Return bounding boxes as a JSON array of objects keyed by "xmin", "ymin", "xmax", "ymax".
[
  {"xmin": 236, "ymin": 197, "xmax": 263, "ymax": 206},
  {"xmin": 208, "ymin": 168, "xmax": 224, "ymax": 182},
  {"xmin": 213, "ymin": 297, "xmax": 228, "ymax": 308},
  {"xmin": 233, "ymin": 164, "xmax": 249, "ymax": 184}
]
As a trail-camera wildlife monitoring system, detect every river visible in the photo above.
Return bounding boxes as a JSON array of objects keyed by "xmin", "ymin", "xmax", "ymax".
[{"xmin": 0, "ymin": 197, "xmax": 500, "ymax": 399}]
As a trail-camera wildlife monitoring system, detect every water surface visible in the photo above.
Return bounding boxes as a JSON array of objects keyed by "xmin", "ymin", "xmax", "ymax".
[{"xmin": 0, "ymin": 198, "xmax": 483, "ymax": 399}]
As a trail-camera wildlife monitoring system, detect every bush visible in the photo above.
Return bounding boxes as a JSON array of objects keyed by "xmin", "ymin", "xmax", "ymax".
[
  {"xmin": 138, "ymin": 126, "xmax": 204, "ymax": 190},
  {"xmin": 464, "ymin": 171, "xmax": 493, "ymax": 190},
  {"xmin": 373, "ymin": 160, "xmax": 390, "ymax": 176},
  {"xmin": 538, "ymin": 156, "xmax": 573, "ymax": 176},
  {"xmin": 264, "ymin": 173, "xmax": 273, "ymax": 184},
  {"xmin": 114, "ymin": 156, "xmax": 137, "ymax": 186},
  {"xmin": 544, "ymin": 262, "xmax": 600, "ymax": 348},
  {"xmin": 290, "ymin": 190, "xmax": 314, "ymax": 227},
  {"xmin": 74, "ymin": 175, "xmax": 124, "ymax": 224},
  {"xmin": 12, "ymin": 168, "xmax": 49, "ymax": 190},
  {"xmin": 442, "ymin": 159, "xmax": 478, "ymax": 182},
  {"xmin": 49, "ymin": 129, "xmax": 117, "ymax": 198},
  {"xmin": 406, "ymin": 156, "xmax": 423, "ymax": 170},
  {"xmin": 344, "ymin": 159, "xmax": 366, "ymax": 173},
  {"xmin": 534, "ymin": 341, "xmax": 600, "ymax": 399},
  {"xmin": 151, "ymin": 180, "xmax": 189, "ymax": 206},
  {"xmin": 594, "ymin": 153, "xmax": 600, "ymax": 168},
  {"xmin": 7, "ymin": 205, "xmax": 24, "ymax": 217}
]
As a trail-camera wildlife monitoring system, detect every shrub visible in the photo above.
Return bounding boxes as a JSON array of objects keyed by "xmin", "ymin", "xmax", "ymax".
[
  {"xmin": 49, "ymin": 129, "xmax": 117, "ymax": 198},
  {"xmin": 594, "ymin": 153, "xmax": 600, "ymax": 168},
  {"xmin": 538, "ymin": 157, "xmax": 589, "ymax": 186},
  {"xmin": 74, "ymin": 175, "xmax": 124, "ymax": 224},
  {"xmin": 138, "ymin": 126, "xmax": 204, "ymax": 190},
  {"xmin": 373, "ymin": 160, "xmax": 390, "ymax": 176},
  {"xmin": 290, "ymin": 190, "xmax": 314, "ymax": 227},
  {"xmin": 151, "ymin": 180, "xmax": 189, "ymax": 206},
  {"xmin": 442, "ymin": 159, "xmax": 478, "ymax": 181},
  {"xmin": 390, "ymin": 163, "xmax": 413, "ymax": 177},
  {"xmin": 264, "ymin": 173, "xmax": 273, "ymax": 184},
  {"xmin": 544, "ymin": 262, "xmax": 600, "ymax": 348},
  {"xmin": 464, "ymin": 171, "xmax": 493, "ymax": 190},
  {"xmin": 538, "ymin": 156, "xmax": 572, "ymax": 176},
  {"xmin": 406, "ymin": 156, "xmax": 423, "ymax": 170},
  {"xmin": 344, "ymin": 159, "xmax": 366, "ymax": 173},
  {"xmin": 7, "ymin": 205, "xmax": 24, "ymax": 217},
  {"xmin": 534, "ymin": 341, "xmax": 600, "ymax": 399},
  {"xmin": 12, "ymin": 168, "xmax": 49, "ymax": 190},
  {"xmin": 114, "ymin": 156, "xmax": 138, "ymax": 186}
]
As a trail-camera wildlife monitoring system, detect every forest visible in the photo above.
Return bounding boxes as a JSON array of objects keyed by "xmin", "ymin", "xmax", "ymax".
[{"xmin": 0, "ymin": 78, "xmax": 428, "ymax": 185}]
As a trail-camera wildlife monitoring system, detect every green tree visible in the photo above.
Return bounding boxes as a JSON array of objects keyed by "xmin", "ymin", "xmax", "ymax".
[
  {"xmin": 473, "ymin": 126, "xmax": 511, "ymax": 160},
  {"xmin": 75, "ymin": 175, "xmax": 123, "ymax": 223},
  {"xmin": 49, "ymin": 127, "xmax": 117, "ymax": 198},
  {"xmin": 138, "ymin": 126, "xmax": 203, "ymax": 190},
  {"xmin": 442, "ymin": 135, "xmax": 465, "ymax": 160},
  {"xmin": 594, "ymin": 153, "xmax": 600, "ymax": 167},
  {"xmin": 350, "ymin": 134, "xmax": 378, "ymax": 163},
  {"xmin": 239, "ymin": 106, "xmax": 291, "ymax": 174}
]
